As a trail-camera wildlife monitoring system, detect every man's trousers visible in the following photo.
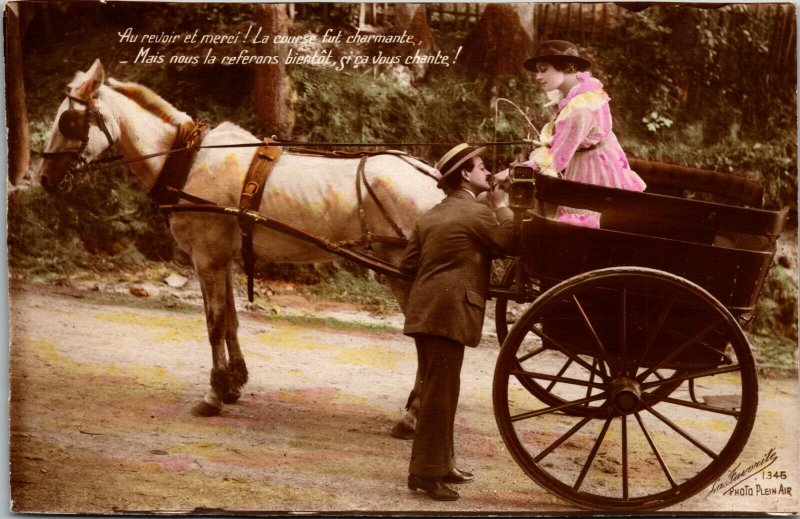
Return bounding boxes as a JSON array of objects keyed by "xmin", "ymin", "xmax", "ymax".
[{"xmin": 409, "ymin": 333, "xmax": 465, "ymax": 477}]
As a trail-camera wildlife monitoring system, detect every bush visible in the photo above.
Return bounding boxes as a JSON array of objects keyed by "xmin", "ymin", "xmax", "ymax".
[{"xmin": 7, "ymin": 172, "xmax": 174, "ymax": 274}]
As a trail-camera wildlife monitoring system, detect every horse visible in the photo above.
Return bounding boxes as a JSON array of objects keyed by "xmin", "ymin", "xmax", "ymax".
[{"xmin": 38, "ymin": 59, "xmax": 440, "ymax": 421}]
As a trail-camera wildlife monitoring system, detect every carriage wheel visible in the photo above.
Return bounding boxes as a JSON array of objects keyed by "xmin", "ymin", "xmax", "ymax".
[{"xmin": 493, "ymin": 267, "xmax": 757, "ymax": 511}]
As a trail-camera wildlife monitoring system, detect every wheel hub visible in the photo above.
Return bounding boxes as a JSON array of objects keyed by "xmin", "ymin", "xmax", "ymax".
[{"xmin": 611, "ymin": 378, "xmax": 642, "ymax": 413}]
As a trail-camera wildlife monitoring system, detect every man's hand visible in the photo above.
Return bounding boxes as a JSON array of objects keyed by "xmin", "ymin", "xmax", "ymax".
[{"xmin": 488, "ymin": 181, "xmax": 509, "ymax": 209}]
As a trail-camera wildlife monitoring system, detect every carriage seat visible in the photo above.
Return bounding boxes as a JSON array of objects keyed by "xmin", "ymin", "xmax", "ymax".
[{"xmin": 599, "ymin": 159, "xmax": 775, "ymax": 250}]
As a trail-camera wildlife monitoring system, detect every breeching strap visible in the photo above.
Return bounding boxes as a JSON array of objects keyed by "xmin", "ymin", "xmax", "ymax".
[{"xmin": 239, "ymin": 138, "xmax": 283, "ymax": 302}]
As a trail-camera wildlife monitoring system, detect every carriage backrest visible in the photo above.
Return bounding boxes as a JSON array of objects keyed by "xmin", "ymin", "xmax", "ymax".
[{"xmin": 629, "ymin": 158, "xmax": 764, "ymax": 209}]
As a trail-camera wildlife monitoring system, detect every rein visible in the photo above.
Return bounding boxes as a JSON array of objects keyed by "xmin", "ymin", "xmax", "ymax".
[{"xmin": 37, "ymin": 138, "xmax": 534, "ymax": 177}]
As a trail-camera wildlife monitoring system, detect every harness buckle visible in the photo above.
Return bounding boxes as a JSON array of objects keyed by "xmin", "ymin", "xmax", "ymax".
[{"xmin": 239, "ymin": 181, "xmax": 260, "ymax": 211}]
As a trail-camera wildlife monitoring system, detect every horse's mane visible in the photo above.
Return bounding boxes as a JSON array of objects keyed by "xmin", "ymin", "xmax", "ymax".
[{"xmin": 105, "ymin": 77, "xmax": 192, "ymax": 125}]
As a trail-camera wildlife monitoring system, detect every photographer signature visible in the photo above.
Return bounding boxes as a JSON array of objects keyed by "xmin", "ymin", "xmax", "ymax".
[{"xmin": 707, "ymin": 448, "xmax": 778, "ymax": 496}]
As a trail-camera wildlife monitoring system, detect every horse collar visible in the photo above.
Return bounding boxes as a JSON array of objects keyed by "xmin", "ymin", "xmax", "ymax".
[{"xmin": 148, "ymin": 120, "xmax": 208, "ymax": 205}]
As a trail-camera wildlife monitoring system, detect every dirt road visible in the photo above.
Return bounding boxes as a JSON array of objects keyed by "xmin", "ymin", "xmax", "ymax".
[{"xmin": 8, "ymin": 280, "xmax": 800, "ymax": 514}]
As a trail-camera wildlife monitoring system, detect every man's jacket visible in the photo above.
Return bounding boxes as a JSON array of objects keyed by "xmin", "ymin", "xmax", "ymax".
[{"xmin": 401, "ymin": 189, "xmax": 517, "ymax": 347}]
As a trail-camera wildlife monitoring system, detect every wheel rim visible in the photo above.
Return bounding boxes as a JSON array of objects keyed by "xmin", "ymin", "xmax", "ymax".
[{"xmin": 493, "ymin": 268, "xmax": 757, "ymax": 511}]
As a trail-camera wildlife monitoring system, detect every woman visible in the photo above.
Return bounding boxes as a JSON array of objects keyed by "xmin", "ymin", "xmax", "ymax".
[{"xmin": 522, "ymin": 40, "xmax": 646, "ymax": 228}]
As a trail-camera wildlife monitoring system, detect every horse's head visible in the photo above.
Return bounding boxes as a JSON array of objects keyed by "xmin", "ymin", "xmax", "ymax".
[{"xmin": 39, "ymin": 59, "xmax": 118, "ymax": 192}]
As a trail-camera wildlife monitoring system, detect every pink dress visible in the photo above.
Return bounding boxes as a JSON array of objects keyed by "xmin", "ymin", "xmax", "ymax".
[{"xmin": 530, "ymin": 72, "xmax": 646, "ymax": 228}]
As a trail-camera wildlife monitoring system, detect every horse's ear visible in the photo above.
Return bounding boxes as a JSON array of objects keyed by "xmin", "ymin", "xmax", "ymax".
[{"xmin": 74, "ymin": 59, "xmax": 105, "ymax": 100}]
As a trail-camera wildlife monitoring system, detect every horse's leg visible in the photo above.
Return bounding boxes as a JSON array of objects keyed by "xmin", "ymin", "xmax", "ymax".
[
  {"xmin": 191, "ymin": 260, "xmax": 232, "ymax": 417},
  {"xmin": 384, "ymin": 275, "xmax": 420, "ymax": 440},
  {"xmin": 222, "ymin": 267, "xmax": 248, "ymax": 404}
]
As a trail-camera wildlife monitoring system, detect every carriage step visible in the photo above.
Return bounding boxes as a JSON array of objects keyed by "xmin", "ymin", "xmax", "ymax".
[{"xmin": 702, "ymin": 394, "xmax": 741, "ymax": 410}]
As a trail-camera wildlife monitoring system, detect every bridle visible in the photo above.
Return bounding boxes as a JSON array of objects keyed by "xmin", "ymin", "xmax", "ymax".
[{"xmin": 41, "ymin": 90, "xmax": 115, "ymax": 190}]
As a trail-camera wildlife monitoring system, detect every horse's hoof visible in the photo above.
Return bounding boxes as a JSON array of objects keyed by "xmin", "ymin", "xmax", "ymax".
[
  {"xmin": 222, "ymin": 392, "xmax": 241, "ymax": 404},
  {"xmin": 191, "ymin": 401, "xmax": 222, "ymax": 417},
  {"xmin": 390, "ymin": 421, "xmax": 415, "ymax": 440}
]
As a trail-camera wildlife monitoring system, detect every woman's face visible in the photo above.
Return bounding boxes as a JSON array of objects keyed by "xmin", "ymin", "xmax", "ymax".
[{"xmin": 533, "ymin": 62, "xmax": 566, "ymax": 92}]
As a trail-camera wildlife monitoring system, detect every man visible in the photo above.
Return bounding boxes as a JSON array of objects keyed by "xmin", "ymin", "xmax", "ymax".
[{"xmin": 402, "ymin": 143, "xmax": 517, "ymax": 501}]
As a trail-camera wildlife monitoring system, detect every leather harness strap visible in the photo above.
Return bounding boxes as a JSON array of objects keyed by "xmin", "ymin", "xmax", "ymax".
[
  {"xmin": 149, "ymin": 120, "xmax": 208, "ymax": 205},
  {"xmin": 239, "ymin": 138, "xmax": 283, "ymax": 302},
  {"xmin": 355, "ymin": 156, "xmax": 408, "ymax": 248}
]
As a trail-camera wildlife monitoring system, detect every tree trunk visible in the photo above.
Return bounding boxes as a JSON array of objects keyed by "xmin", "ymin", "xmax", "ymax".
[
  {"xmin": 4, "ymin": 2, "xmax": 30, "ymax": 185},
  {"xmin": 393, "ymin": 4, "xmax": 436, "ymax": 81},
  {"xmin": 253, "ymin": 4, "xmax": 294, "ymax": 138},
  {"xmin": 460, "ymin": 4, "xmax": 533, "ymax": 79}
]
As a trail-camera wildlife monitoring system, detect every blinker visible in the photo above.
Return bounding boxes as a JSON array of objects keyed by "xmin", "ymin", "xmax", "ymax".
[{"xmin": 58, "ymin": 110, "xmax": 88, "ymax": 141}]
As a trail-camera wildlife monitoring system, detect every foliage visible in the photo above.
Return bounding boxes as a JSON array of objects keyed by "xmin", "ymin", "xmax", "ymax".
[
  {"xmin": 291, "ymin": 66, "xmax": 425, "ymax": 145},
  {"xmin": 749, "ymin": 333, "xmax": 798, "ymax": 374},
  {"xmin": 597, "ymin": 5, "xmax": 796, "ymax": 211},
  {"xmin": 7, "ymin": 173, "xmax": 175, "ymax": 274},
  {"xmin": 753, "ymin": 262, "xmax": 798, "ymax": 339},
  {"xmin": 305, "ymin": 265, "xmax": 400, "ymax": 315}
]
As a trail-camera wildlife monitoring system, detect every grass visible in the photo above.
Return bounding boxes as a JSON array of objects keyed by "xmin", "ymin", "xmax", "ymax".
[
  {"xmin": 250, "ymin": 312, "xmax": 400, "ymax": 335},
  {"xmin": 304, "ymin": 267, "xmax": 400, "ymax": 315},
  {"xmin": 749, "ymin": 333, "xmax": 798, "ymax": 376}
]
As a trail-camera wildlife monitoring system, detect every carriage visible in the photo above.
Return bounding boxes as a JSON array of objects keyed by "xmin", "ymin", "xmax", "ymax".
[
  {"xmin": 486, "ymin": 160, "xmax": 787, "ymax": 510},
  {"xmin": 38, "ymin": 61, "xmax": 789, "ymax": 511}
]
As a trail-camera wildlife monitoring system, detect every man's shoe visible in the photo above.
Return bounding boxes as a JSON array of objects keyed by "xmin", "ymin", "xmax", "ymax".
[
  {"xmin": 442, "ymin": 467, "xmax": 474, "ymax": 484},
  {"xmin": 390, "ymin": 421, "xmax": 415, "ymax": 440},
  {"xmin": 407, "ymin": 474, "xmax": 460, "ymax": 501}
]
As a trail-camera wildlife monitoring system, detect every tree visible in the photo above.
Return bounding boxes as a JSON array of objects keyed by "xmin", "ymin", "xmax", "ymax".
[
  {"xmin": 393, "ymin": 4, "xmax": 436, "ymax": 81},
  {"xmin": 460, "ymin": 4, "xmax": 533, "ymax": 80},
  {"xmin": 4, "ymin": 2, "xmax": 30, "ymax": 185},
  {"xmin": 253, "ymin": 4, "xmax": 294, "ymax": 138}
]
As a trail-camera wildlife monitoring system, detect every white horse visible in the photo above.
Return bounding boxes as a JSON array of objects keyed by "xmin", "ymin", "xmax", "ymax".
[{"xmin": 39, "ymin": 60, "xmax": 440, "ymax": 420}]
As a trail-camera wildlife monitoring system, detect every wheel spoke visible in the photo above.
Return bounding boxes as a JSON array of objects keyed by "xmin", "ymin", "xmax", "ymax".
[
  {"xmin": 546, "ymin": 358, "xmax": 573, "ymax": 391},
  {"xmin": 574, "ymin": 417, "xmax": 612, "ymax": 491},
  {"xmin": 530, "ymin": 324, "xmax": 609, "ymax": 381},
  {"xmin": 644, "ymin": 405, "xmax": 719, "ymax": 459},
  {"xmin": 509, "ymin": 368, "xmax": 605, "ymax": 390},
  {"xmin": 585, "ymin": 359, "xmax": 599, "ymax": 402},
  {"xmin": 622, "ymin": 415, "xmax": 629, "ymax": 500},
  {"xmin": 510, "ymin": 392, "xmax": 609, "ymax": 422},
  {"xmin": 636, "ymin": 297, "xmax": 676, "ymax": 371},
  {"xmin": 641, "ymin": 364, "xmax": 742, "ymax": 390},
  {"xmin": 650, "ymin": 395, "xmax": 741, "ymax": 417},
  {"xmin": 637, "ymin": 322, "xmax": 718, "ymax": 381},
  {"xmin": 518, "ymin": 346, "xmax": 546, "ymax": 363},
  {"xmin": 620, "ymin": 288, "xmax": 628, "ymax": 373},
  {"xmin": 572, "ymin": 295, "xmax": 610, "ymax": 378},
  {"xmin": 533, "ymin": 416, "xmax": 593, "ymax": 463},
  {"xmin": 634, "ymin": 412, "xmax": 677, "ymax": 488}
]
